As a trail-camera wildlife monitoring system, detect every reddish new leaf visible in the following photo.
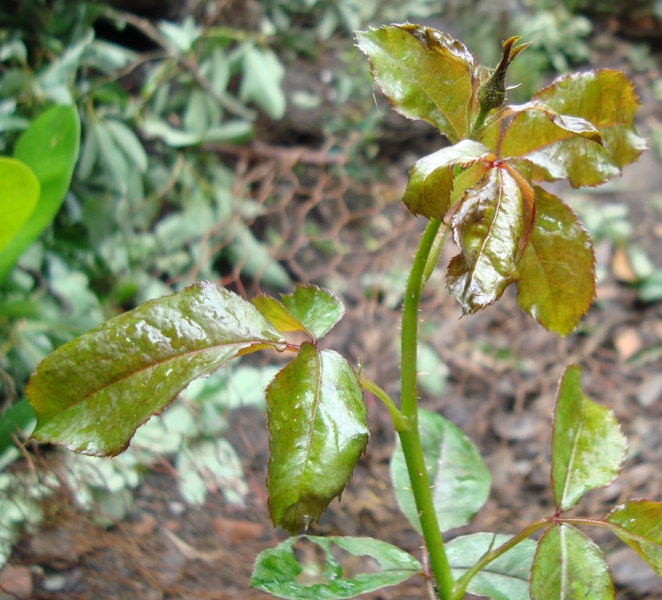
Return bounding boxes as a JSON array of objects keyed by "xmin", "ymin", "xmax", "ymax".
[
  {"xmin": 500, "ymin": 70, "xmax": 646, "ymax": 187},
  {"xmin": 516, "ymin": 186, "xmax": 595, "ymax": 336},
  {"xmin": 403, "ymin": 140, "xmax": 493, "ymax": 219},
  {"xmin": 267, "ymin": 343, "xmax": 368, "ymax": 533},
  {"xmin": 356, "ymin": 25, "xmax": 477, "ymax": 143},
  {"xmin": 27, "ymin": 282, "xmax": 285, "ymax": 456},
  {"xmin": 606, "ymin": 500, "xmax": 662, "ymax": 577},
  {"xmin": 447, "ymin": 166, "xmax": 532, "ymax": 312}
]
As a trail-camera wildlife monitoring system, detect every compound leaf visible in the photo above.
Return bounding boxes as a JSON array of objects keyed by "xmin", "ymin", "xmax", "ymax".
[
  {"xmin": 447, "ymin": 166, "xmax": 532, "ymax": 313},
  {"xmin": 447, "ymin": 533, "xmax": 536, "ymax": 600},
  {"xmin": 552, "ymin": 365, "xmax": 627, "ymax": 511},
  {"xmin": 500, "ymin": 70, "xmax": 646, "ymax": 187},
  {"xmin": 267, "ymin": 343, "xmax": 368, "ymax": 533},
  {"xmin": 516, "ymin": 186, "xmax": 595, "ymax": 336},
  {"xmin": 27, "ymin": 282, "xmax": 285, "ymax": 456},
  {"xmin": 251, "ymin": 535, "xmax": 421, "ymax": 599},
  {"xmin": 403, "ymin": 140, "xmax": 493, "ymax": 219},
  {"xmin": 356, "ymin": 25, "xmax": 477, "ymax": 143},
  {"xmin": 606, "ymin": 500, "xmax": 662, "ymax": 577},
  {"xmin": 530, "ymin": 525, "xmax": 614, "ymax": 599},
  {"xmin": 391, "ymin": 409, "xmax": 490, "ymax": 533}
]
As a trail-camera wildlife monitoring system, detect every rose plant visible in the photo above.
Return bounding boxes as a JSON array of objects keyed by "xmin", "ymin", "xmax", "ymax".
[{"xmin": 24, "ymin": 24, "xmax": 661, "ymax": 599}]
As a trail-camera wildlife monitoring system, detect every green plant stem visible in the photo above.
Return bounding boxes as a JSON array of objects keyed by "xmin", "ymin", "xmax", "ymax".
[
  {"xmin": 359, "ymin": 374, "xmax": 409, "ymax": 432},
  {"xmin": 421, "ymin": 223, "xmax": 448, "ymax": 291},
  {"xmin": 399, "ymin": 217, "xmax": 454, "ymax": 599},
  {"xmin": 450, "ymin": 517, "xmax": 552, "ymax": 599}
]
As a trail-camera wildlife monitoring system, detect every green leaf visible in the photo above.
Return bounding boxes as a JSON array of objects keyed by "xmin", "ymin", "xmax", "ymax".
[
  {"xmin": 605, "ymin": 500, "xmax": 662, "ymax": 577},
  {"xmin": 0, "ymin": 158, "xmax": 40, "ymax": 254},
  {"xmin": 0, "ymin": 105, "xmax": 80, "ymax": 283},
  {"xmin": 515, "ymin": 186, "xmax": 595, "ymax": 336},
  {"xmin": 447, "ymin": 166, "xmax": 532, "ymax": 313},
  {"xmin": 447, "ymin": 533, "xmax": 536, "ymax": 600},
  {"xmin": 391, "ymin": 409, "xmax": 490, "ymax": 533},
  {"xmin": 530, "ymin": 525, "xmax": 614, "ymax": 599},
  {"xmin": 26, "ymin": 282, "xmax": 286, "ymax": 457},
  {"xmin": 280, "ymin": 285, "xmax": 344, "ymax": 340},
  {"xmin": 551, "ymin": 365, "xmax": 627, "ymax": 511},
  {"xmin": 251, "ymin": 535, "xmax": 421, "ymax": 599},
  {"xmin": 240, "ymin": 45, "xmax": 286, "ymax": 120},
  {"xmin": 403, "ymin": 140, "xmax": 493, "ymax": 219},
  {"xmin": 253, "ymin": 285, "xmax": 344, "ymax": 341},
  {"xmin": 487, "ymin": 100, "xmax": 603, "ymax": 146},
  {"xmin": 142, "ymin": 115, "xmax": 203, "ymax": 147},
  {"xmin": 356, "ymin": 25, "xmax": 477, "ymax": 143},
  {"xmin": 266, "ymin": 343, "xmax": 368, "ymax": 533},
  {"xmin": 500, "ymin": 70, "xmax": 646, "ymax": 187}
]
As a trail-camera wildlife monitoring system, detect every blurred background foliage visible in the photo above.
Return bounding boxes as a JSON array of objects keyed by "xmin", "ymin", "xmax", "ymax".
[{"xmin": 1, "ymin": 0, "xmax": 662, "ymax": 569}]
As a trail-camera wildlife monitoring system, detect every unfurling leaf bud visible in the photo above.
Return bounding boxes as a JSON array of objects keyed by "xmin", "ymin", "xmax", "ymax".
[{"xmin": 477, "ymin": 36, "xmax": 531, "ymax": 112}]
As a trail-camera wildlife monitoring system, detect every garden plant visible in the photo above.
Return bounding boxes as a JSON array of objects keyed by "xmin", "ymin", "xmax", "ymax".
[{"xmin": 21, "ymin": 24, "xmax": 661, "ymax": 599}]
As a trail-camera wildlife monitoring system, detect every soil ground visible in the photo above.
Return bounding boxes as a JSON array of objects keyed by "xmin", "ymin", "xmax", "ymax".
[{"xmin": 3, "ymin": 12, "xmax": 662, "ymax": 600}]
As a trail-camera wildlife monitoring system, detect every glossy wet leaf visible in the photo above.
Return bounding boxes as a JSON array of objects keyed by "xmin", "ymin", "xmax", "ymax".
[
  {"xmin": 447, "ymin": 533, "xmax": 536, "ymax": 600},
  {"xmin": 391, "ymin": 409, "xmax": 490, "ymax": 533},
  {"xmin": 606, "ymin": 500, "xmax": 662, "ymax": 576},
  {"xmin": 253, "ymin": 285, "xmax": 344, "ymax": 341},
  {"xmin": 551, "ymin": 365, "xmax": 626, "ymax": 511},
  {"xmin": 403, "ymin": 140, "xmax": 493, "ymax": 219},
  {"xmin": 26, "ymin": 282, "xmax": 285, "ymax": 456},
  {"xmin": 267, "ymin": 343, "xmax": 368, "ymax": 533},
  {"xmin": 0, "ymin": 158, "xmax": 40, "ymax": 254},
  {"xmin": 251, "ymin": 535, "xmax": 421, "ymax": 599},
  {"xmin": 516, "ymin": 186, "xmax": 595, "ymax": 336},
  {"xmin": 0, "ymin": 105, "xmax": 80, "ymax": 283},
  {"xmin": 530, "ymin": 525, "xmax": 614, "ymax": 599},
  {"xmin": 500, "ymin": 70, "xmax": 646, "ymax": 187},
  {"xmin": 490, "ymin": 100, "xmax": 603, "ymax": 146},
  {"xmin": 356, "ymin": 25, "xmax": 477, "ymax": 143},
  {"xmin": 447, "ymin": 166, "xmax": 531, "ymax": 313}
]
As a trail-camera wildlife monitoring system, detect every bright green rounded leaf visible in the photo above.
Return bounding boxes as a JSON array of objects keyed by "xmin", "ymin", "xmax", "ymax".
[
  {"xmin": 27, "ymin": 282, "xmax": 285, "ymax": 456},
  {"xmin": 253, "ymin": 285, "xmax": 344, "ymax": 341},
  {"xmin": 447, "ymin": 166, "xmax": 532, "ymax": 313},
  {"xmin": 516, "ymin": 186, "xmax": 595, "ymax": 336},
  {"xmin": 500, "ymin": 70, "xmax": 646, "ymax": 187},
  {"xmin": 403, "ymin": 140, "xmax": 493, "ymax": 219},
  {"xmin": 552, "ymin": 365, "xmax": 627, "ymax": 511},
  {"xmin": 251, "ymin": 535, "xmax": 421, "ymax": 599},
  {"xmin": 391, "ymin": 409, "xmax": 490, "ymax": 533},
  {"xmin": 0, "ymin": 157, "xmax": 40, "ymax": 254},
  {"xmin": 356, "ymin": 25, "xmax": 477, "ymax": 143},
  {"xmin": 606, "ymin": 500, "xmax": 662, "ymax": 576},
  {"xmin": 0, "ymin": 104, "xmax": 80, "ymax": 283},
  {"xmin": 530, "ymin": 525, "xmax": 614, "ymax": 599},
  {"xmin": 267, "ymin": 343, "xmax": 368, "ymax": 533},
  {"xmin": 447, "ymin": 533, "xmax": 536, "ymax": 600}
]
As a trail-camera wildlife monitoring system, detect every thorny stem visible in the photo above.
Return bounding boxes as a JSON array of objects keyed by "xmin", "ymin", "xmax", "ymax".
[{"xmin": 399, "ymin": 217, "xmax": 454, "ymax": 599}]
